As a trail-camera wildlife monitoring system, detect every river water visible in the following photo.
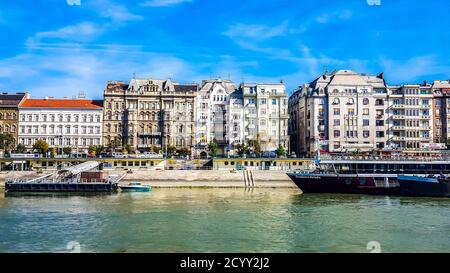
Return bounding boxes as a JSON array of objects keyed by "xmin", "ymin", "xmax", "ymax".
[{"xmin": 1, "ymin": 188, "xmax": 450, "ymax": 253}]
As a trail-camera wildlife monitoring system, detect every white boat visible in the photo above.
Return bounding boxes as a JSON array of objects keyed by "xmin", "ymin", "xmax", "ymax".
[{"xmin": 119, "ymin": 182, "xmax": 152, "ymax": 192}]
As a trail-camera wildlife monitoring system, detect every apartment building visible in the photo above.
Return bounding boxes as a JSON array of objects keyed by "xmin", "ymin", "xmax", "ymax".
[
  {"xmin": 289, "ymin": 70, "xmax": 388, "ymax": 156},
  {"xmin": 195, "ymin": 79, "xmax": 237, "ymax": 157},
  {"xmin": 18, "ymin": 98, "xmax": 103, "ymax": 152},
  {"xmin": 387, "ymin": 83, "xmax": 434, "ymax": 150},
  {"xmin": 0, "ymin": 93, "xmax": 27, "ymax": 147},
  {"xmin": 289, "ymin": 74, "xmax": 331, "ymax": 156},
  {"xmin": 432, "ymin": 80, "xmax": 450, "ymax": 145},
  {"xmin": 103, "ymin": 78, "xmax": 198, "ymax": 153},
  {"xmin": 240, "ymin": 83, "xmax": 289, "ymax": 152}
]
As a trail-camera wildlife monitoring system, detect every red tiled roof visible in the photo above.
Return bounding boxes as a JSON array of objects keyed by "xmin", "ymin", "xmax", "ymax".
[{"xmin": 20, "ymin": 99, "xmax": 103, "ymax": 109}]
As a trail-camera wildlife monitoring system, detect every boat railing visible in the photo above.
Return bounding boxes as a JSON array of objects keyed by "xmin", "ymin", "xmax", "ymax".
[{"xmin": 5, "ymin": 178, "xmax": 111, "ymax": 184}]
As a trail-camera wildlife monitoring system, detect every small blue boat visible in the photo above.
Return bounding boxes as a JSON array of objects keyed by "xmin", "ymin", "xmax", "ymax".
[{"xmin": 119, "ymin": 182, "xmax": 152, "ymax": 192}]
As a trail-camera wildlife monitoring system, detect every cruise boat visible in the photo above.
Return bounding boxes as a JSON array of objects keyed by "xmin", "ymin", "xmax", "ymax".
[
  {"xmin": 287, "ymin": 158, "xmax": 450, "ymax": 195},
  {"xmin": 398, "ymin": 175, "xmax": 450, "ymax": 198}
]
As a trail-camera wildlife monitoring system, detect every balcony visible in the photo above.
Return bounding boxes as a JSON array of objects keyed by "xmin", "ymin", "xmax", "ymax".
[
  {"xmin": 391, "ymin": 136, "xmax": 406, "ymax": 141},
  {"xmin": 391, "ymin": 126, "xmax": 405, "ymax": 130},
  {"xmin": 138, "ymin": 132, "xmax": 162, "ymax": 137},
  {"xmin": 391, "ymin": 105, "xmax": 405, "ymax": 109}
]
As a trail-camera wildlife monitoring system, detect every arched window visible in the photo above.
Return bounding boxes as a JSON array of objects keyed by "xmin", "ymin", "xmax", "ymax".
[
  {"xmin": 333, "ymin": 98, "xmax": 340, "ymax": 105},
  {"xmin": 348, "ymin": 98, "xmax": 355, "ymax": 105},
  {"xmin": 363, "ymin": 98, "xmax": 369, "ymax": 105}
]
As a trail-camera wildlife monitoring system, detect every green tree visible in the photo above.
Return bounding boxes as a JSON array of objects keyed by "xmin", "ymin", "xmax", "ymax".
[
  {"xmin": 33, "ymin": 139, "xmax": 49, "ymax": 157},
  {"xmin": 15, "ymin": 143, "xmax": 26, "ymax": 153},
  {"xmin": 248, "ymin": 138, "xmax": 262, "ymax": 157},
  {"xmin": 50, "ymin": 147, "xmax": 57, "ymax": 158},
  {"xmin": 167, "ymin": 145, "xmax": 177, "ymax": 156},
  {"xmin": 0, "ymin": 133, "xmax": 16, "ymax": 152},
  {"xmin": 207, "ymin": 142, "xmax": 218, "ymax": 158},
  {"xmin": 177, "ymin": 147, "xmax": 191, "ymax": 157},
  {"xmin": 63, "ymin": 147, "xmax": 72, "ymax": 155},
  {"xmin": 276, "ymin": 145, "xmax": 287, "ymax": 157},
  {"xmin": 235, "ymin": 143, "xmax": 249, "ymax": 157},
  {"xmin": 95, "ymin": 145, "xmax": 105, "ymax": 156},
  {"xmin": 88, "ymin": 145, "xmax": 97, "ymax": 156}
]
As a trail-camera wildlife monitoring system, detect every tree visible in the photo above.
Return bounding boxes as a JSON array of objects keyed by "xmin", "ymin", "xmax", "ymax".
[
  {"xmin": 207, "ymin": 142, "xmax": 218, "ymax": 158},
  {"xmin": 276, "ymin": 145, "xmax": 287, "ymax": 157},
  {"xmin": 248, "ymin": 138, "xmax": 262, "ymax": 157},
  {"xmin": 88, "ymin": 146, "xmax": 97, "ymax": 156},
  {"xmin": 95, "ymin": 146, "xmax": 105, "ymax": 155},
  {"xmin": 33, "ymin": 139, "xmax": 49, "ymax": 157},
  {"xmin": 63, "ymin": 147, "xmax": 72, "ymax": 155},
  {"xmin": 0, "ymin": 133, "xmax": 16, "ymax": 152},
  {"xmin": 177, "ymin": 147, "xmax": 191, "ymax": 157},
  {"xmin": 167, "ymin": 145, "xmax": 177, "ymax": 156},
  {"xmin": 235, "ymin": 143, "xmax": 249, "ymax": 157},
  {"xmin": 50, "ymin": 147, "xmax": 57, "ymax": 158},
  {"xmin": 15, "ymin": 143, "xmax": 26, "ymax": 153}
]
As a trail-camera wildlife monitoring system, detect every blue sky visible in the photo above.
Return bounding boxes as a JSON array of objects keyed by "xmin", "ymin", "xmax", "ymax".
[{"xmin": 0, "ymin": 0, "xmax": 450, "ymax": 99}]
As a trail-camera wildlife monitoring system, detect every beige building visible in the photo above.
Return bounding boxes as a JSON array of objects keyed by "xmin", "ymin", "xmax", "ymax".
[
  {"xmin": 0, "ymin": 93, "xmax": 27, "ymax": 147},
  {"xmin": 103, "ymin": 78, "xmax": 198, "ymax": 154},
  {"xmin": 289, "ymin": 70, "xmax": 388, "ymax": 156}
]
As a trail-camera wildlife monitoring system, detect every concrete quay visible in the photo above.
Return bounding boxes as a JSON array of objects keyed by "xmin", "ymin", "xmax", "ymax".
[{"xmin": 0, "ymin": 170, "xmax": 298, "ymax": 190}]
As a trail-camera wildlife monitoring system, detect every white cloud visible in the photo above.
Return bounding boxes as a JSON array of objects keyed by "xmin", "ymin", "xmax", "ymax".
[
  {"xmin": 140, "ymin": 0, "xmax": 192, "ymax": 7},
  {"xmin": 223, "ymin": 22, "xmax": 289, "ymax": 40},
  {"xmin": 316, "ymin": 10, "xmax": 353, "ymax": 24},
  {"xmin": 26, "ymin": 22, "xmax": 102, "ymax": 46},
  {"xmin": 92, "ymin": 0, "xmax": 143, "ymax": 23},
  {"xmin": 380, "ymin": 55, "xmax": 450, "ymax": 83}
]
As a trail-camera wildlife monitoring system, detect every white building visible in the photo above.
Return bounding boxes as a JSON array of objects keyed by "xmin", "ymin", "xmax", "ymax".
[
  {"xmin": 18, "ymin": 98, "xmax": 103, "ymax": 153},
  {"xmin": 241, "ymin": 83, "xmax": 289, "ymax": 152},
  {"xmin": 195, "ymin": 79, "xmax": 237, "ymax": 156}
]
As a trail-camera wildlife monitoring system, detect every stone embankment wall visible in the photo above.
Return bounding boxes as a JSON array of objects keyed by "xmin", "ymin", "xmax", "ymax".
[{"xmin": 0, "ymin": 170, "xmax": 298, "ymax": 189}]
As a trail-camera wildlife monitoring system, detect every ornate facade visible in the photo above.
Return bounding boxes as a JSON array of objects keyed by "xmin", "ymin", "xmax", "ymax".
[{"xmin": 103, "ymin": 78, "xmax": 198, "ymax": 153}]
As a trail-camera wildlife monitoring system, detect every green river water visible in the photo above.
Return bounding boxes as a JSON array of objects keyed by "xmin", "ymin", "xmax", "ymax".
[{"xmin": 1, "ymin": 188, "xmax": 450, "ymax": 253}]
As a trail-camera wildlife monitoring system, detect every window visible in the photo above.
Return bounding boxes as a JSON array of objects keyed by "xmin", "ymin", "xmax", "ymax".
[
  {"xmin": 376, "ymin": 120, "xmax": 384, "ymax": 127},
  {"xmin": 363, "ymin": 98, "xmax": 369, "ymax": 105},
  {"xmin": 347, "ymin": 98, "xmax": 355, "ymax": 105},
  {"xmin": 363, "ymin": 109, "xmax": 369, "ymax": 115},
  {"xmin": 348, "ymin": 109, "xmax": 355, "ymax": 116},
  {"xmin": 363, "ymin": 131, "xmax": 370, "ymax": 138},
  {"xmin": 363, "ymin": 120, "xmax": 370, "ymax": 126},
  {"xmin": 272, "ymin": 99, "xmax": 277, "ymax": 105},
  {"xmin": 333, "ymin": 98, "xmax": 340, "ymax": 105},
  {"xmin": 260, "ymin": 99, "xmax": 267, "ymax": 105},
  {"xmin": 334, "ymin": 130, "xmax": 340, "ymax": 138},
  {"xmin": 334, "ymin": 119, "xmax": 340, "ymax": 126},
  {"xmin": 376, "ymin": 131, "xmax": 385, "ymax": 138},
  {"xmin": 334, "ymin": 109, "xmax": 340, "ymax": 116}
]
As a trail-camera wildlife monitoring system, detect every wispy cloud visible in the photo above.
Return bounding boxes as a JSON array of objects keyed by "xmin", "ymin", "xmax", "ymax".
[
  {"xmin": 92, "ymin": 0, "xmax": 143, "ymax": 23},
  {"xmin": 26, "ymin": 22, "xmax": 102, "ymax": 46},
  {"xmin": 379, "ymin": 55, "xmax": 450, "ymax": 83},
  {"xmin": 316, "ymin": 10, "xmax": 352, "ymax": 24},
  {"xmin": 140, "ymin": 0, "xmax": 192, "ymax": 7},
  {"xmin": 223, "ymin": 21, "xmax": 289, "ymax": 40}
]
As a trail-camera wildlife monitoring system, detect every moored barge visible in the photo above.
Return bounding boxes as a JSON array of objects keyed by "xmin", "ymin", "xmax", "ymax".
[
  {"xmin": 5, "ymin": 161, "xmax": 123, "ymax": 193},
  {"xmin": 288, "ymin": 159, "xmax": 450, "ymax": 196}
]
